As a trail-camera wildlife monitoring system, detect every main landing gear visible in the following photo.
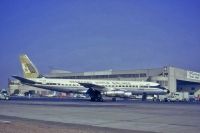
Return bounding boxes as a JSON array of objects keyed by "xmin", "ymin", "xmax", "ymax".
[
  {"xmin": 87, "ymin": 88, "xmax": 103, "ymax": 102},
  {"xmin": 142, "ymin": 93, "xmax": 147, "ymax": 101}
]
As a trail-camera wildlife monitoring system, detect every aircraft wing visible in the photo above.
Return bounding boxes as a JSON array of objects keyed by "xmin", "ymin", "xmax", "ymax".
[
  {"xmin": 78, "ymin": 82, "xmax": 108, "ymax": 92},
  {"xmin": 12, "ymin": 75, "xmax": 37, "ymax": 84}
]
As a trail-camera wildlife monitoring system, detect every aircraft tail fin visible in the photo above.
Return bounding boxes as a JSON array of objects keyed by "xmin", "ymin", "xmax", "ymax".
[{"xmin": 20, "ymin": 54, "xmax": 40, "ymax": 78}]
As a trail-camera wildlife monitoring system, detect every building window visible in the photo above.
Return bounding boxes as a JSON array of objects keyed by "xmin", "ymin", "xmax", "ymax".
[{"xmin": 140, "ymin": 73, "xmax": 147, "ymax": 77}]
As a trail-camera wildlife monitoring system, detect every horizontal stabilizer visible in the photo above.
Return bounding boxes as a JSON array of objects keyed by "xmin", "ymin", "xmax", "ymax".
[{"xmin": 12, "ymin": 75, "xmax": 36, "ymax": 84}]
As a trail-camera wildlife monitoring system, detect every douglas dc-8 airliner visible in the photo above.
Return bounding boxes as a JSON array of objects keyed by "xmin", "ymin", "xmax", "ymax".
[{"xmin": 13, "ymin": 54, "xmax": 169, "ymax": 102}]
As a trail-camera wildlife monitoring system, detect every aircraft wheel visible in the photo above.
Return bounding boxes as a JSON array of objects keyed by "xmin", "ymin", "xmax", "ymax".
[
  {"xmin": 142, "ymin": 93, "xmax": 147, "ymax": 101},
  {"xmin": 90, "ymin": 97, "xmax": 96, "ymax": 102},
  {"xmin": 112, "ymin": 97, "xmax": 117, "ymax": 102}
]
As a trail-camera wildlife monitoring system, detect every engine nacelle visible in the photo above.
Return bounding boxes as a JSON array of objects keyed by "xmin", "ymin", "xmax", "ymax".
[
  {"xmin": 104, "ymin": 91, "xmax": 132, "ymax": 98},
  {"xmin": 124, "ymin": 92, "xmax": 132, "ymax": 97}
]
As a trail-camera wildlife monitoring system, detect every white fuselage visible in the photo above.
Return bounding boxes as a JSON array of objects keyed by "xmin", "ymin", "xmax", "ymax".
[{"xmin": 26, "ymin": 78, "xmax": 168, "ymax": 96}]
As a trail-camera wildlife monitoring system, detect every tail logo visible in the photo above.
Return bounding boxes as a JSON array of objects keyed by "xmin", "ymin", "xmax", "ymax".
[
  {"xmin": 22, "ymin": 63, "xmax": 37, "ymax": 74},
  {"xmin": 20, "ymin": 54, "xmax": 39, "ymax": 78}
]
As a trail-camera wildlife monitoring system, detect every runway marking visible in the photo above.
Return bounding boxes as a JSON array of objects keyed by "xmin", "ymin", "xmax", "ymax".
[{"xmin": 0, "ymin": 120, "xmax": 11, "ymax": 124}]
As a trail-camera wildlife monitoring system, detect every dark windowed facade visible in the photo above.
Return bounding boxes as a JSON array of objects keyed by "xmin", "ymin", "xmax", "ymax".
[{"xmin": 49, "ymin": 73, "xmax": 147, "ymax": 79}]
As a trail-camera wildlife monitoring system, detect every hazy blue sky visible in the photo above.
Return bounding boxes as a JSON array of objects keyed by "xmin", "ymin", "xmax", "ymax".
[{"xmin": 0, "ymin": 0, "xmax": 200, "ymax": 88}]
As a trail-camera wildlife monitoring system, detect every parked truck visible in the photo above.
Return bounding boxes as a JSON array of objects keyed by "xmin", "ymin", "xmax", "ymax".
[{"xmin": 167, "ymin": 92, "xmax": 189, "ymax": 102}]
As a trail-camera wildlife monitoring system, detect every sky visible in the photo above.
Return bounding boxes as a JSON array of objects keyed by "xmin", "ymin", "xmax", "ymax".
[{"xmin": 0, "ymin": 0, "xmax": 200, "ymax": 88}]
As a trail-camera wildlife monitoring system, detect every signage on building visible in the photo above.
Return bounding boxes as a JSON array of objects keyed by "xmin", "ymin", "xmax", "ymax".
[{"xmin": 187, "ymin": 71, "xmax": 200, "ymax": 81}]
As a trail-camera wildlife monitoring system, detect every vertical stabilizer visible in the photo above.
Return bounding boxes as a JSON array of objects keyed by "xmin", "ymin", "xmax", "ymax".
[{"xmin": 20, "ymin": 54, "xmax": 40, "ymax": 78}]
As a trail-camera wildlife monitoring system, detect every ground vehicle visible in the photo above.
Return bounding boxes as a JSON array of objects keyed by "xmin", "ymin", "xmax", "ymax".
[
  {"xmin": 0, "ymin": 92, "xmax": 9, "ymax": 100},
  {"xmin": 167, "ymin": 92, "xmax": 189, "ymax": 102}
]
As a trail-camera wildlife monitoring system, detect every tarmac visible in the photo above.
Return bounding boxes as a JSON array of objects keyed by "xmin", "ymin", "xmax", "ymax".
[{"xmin": 0, "ymin": 98, "xmax": 200, "ymax": 133}]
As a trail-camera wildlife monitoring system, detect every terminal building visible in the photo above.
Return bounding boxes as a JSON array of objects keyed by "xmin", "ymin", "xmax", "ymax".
[{"xmin": 9, "ymin": 66, "xmax": 200, "ymax": 97}]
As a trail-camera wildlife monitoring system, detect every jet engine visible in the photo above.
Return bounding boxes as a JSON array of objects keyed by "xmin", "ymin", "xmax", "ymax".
[{"xmin": 104, "ymin": 91, "xmax": 132, "ymax": 98}]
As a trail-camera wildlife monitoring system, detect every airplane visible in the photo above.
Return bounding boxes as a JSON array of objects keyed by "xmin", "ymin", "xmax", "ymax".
[{"xmin": 12, "ymin": 54, "xmax": 170, "ymax": 102}]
